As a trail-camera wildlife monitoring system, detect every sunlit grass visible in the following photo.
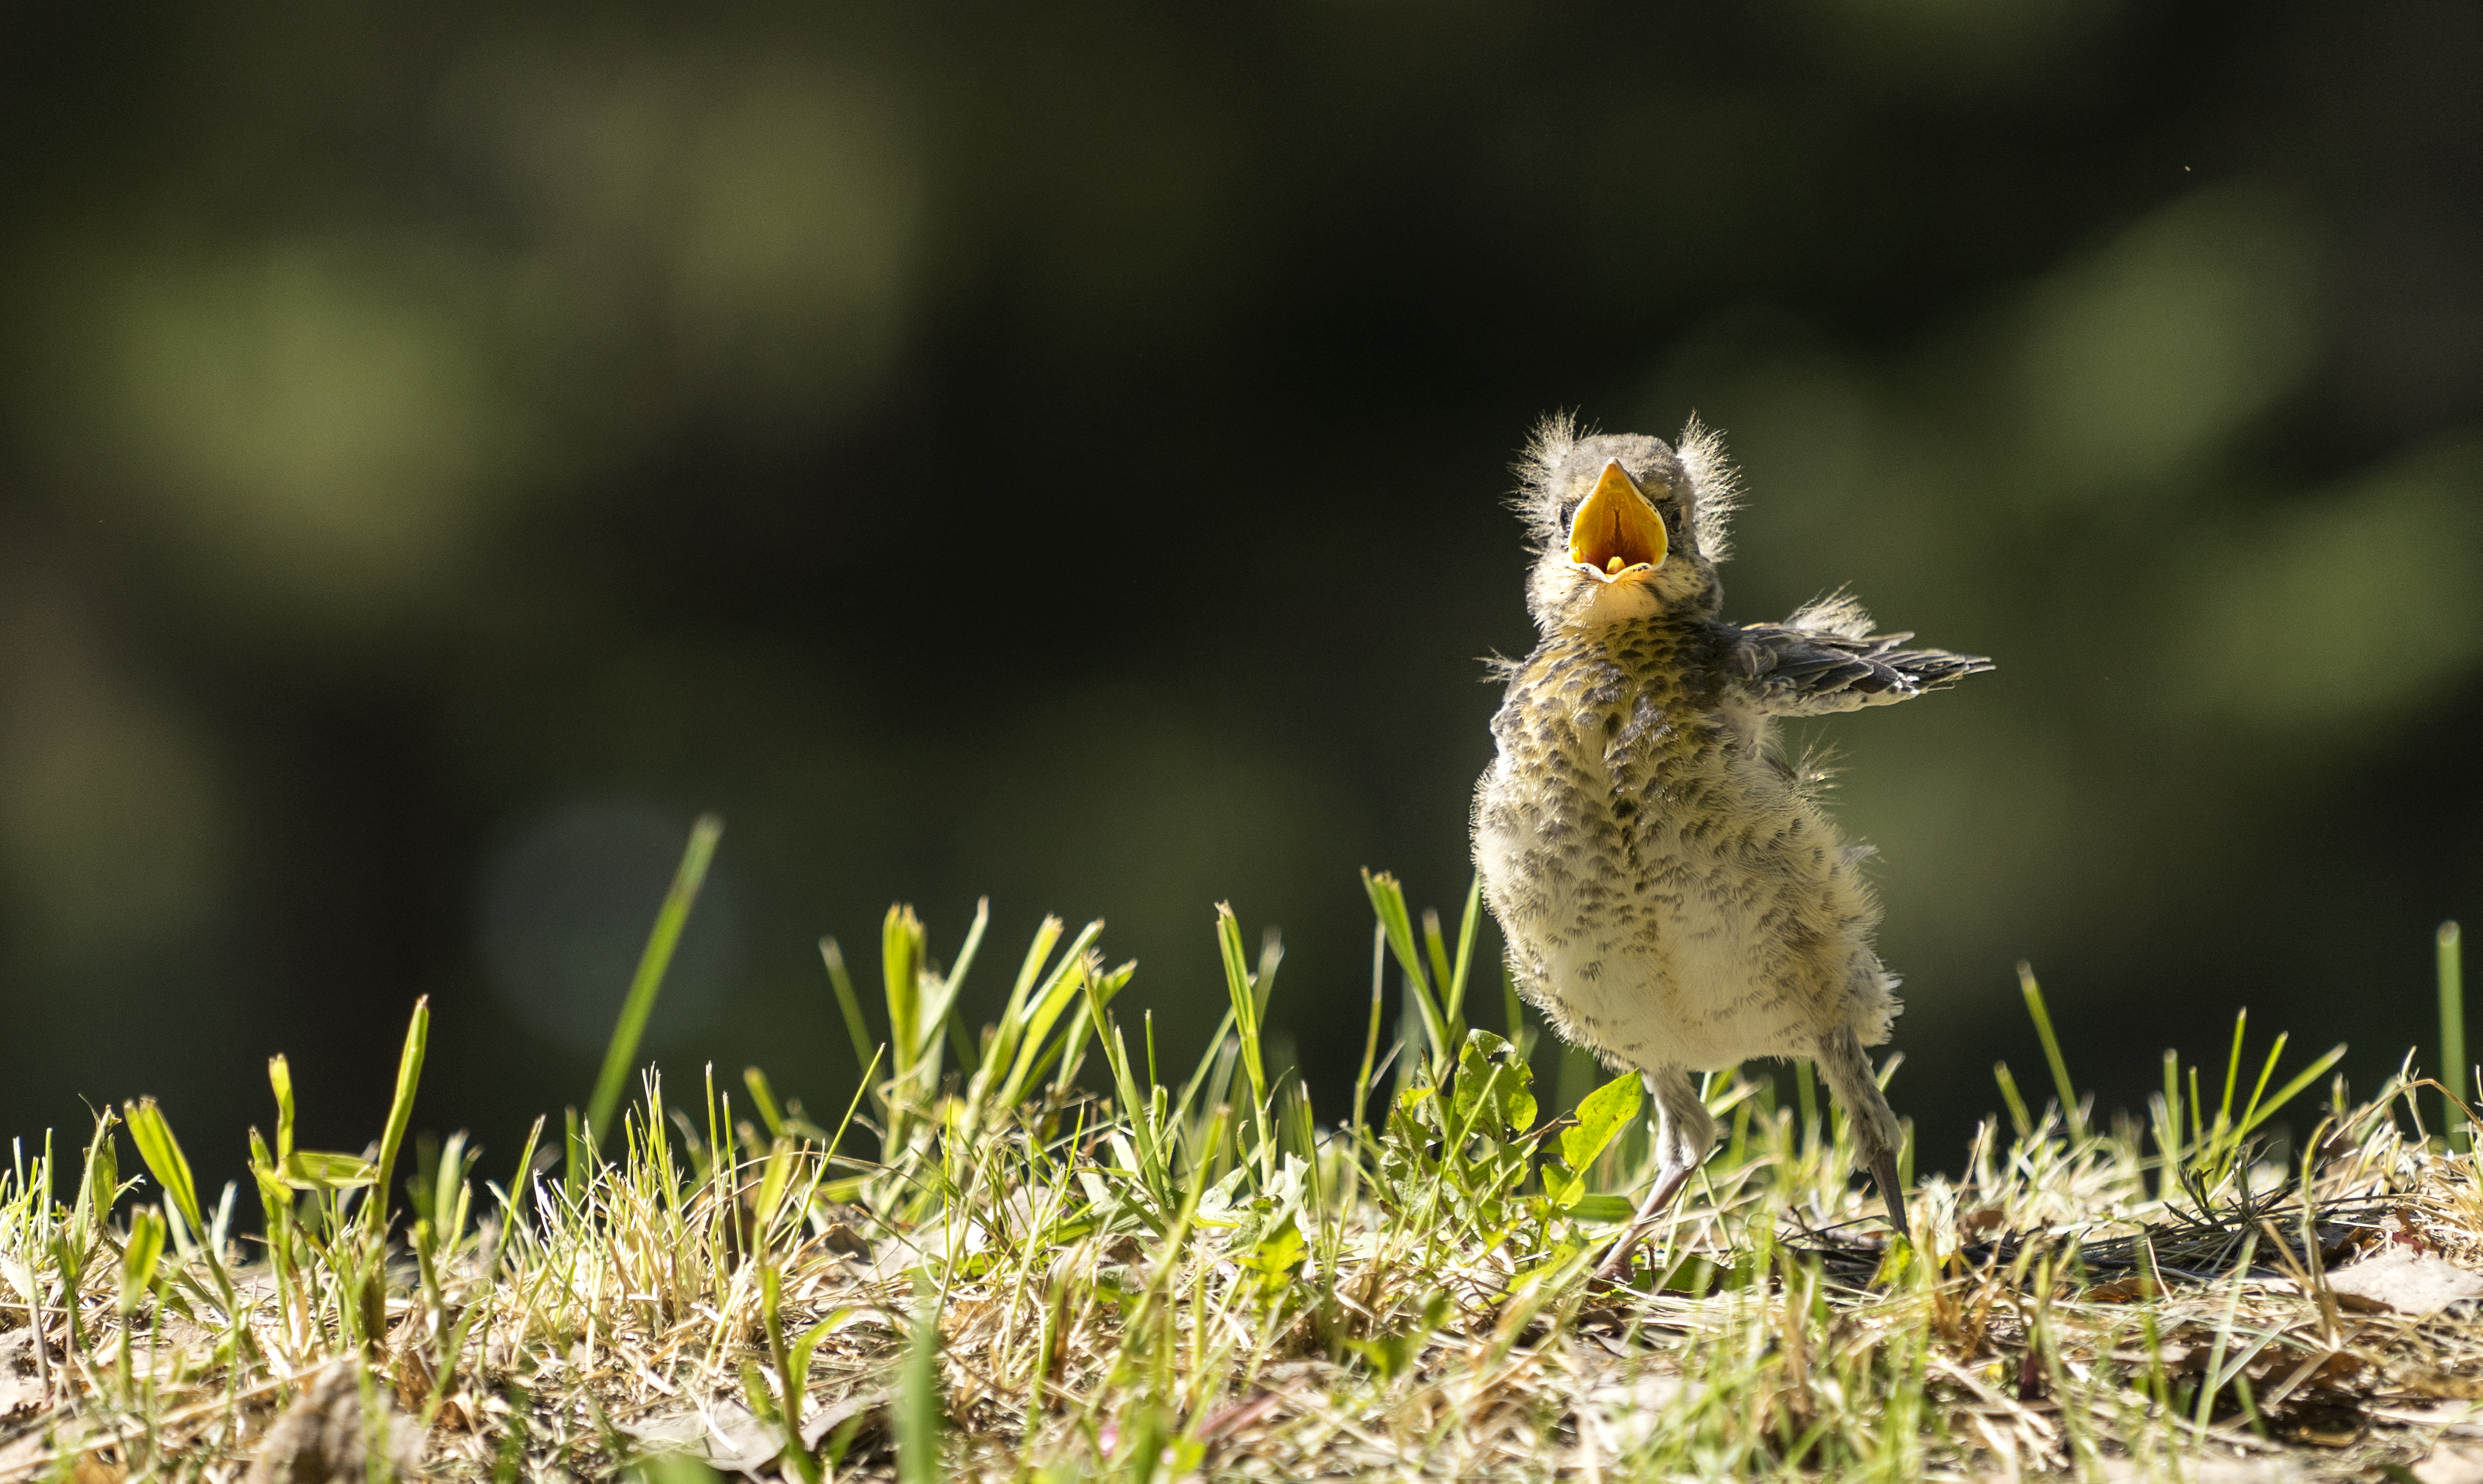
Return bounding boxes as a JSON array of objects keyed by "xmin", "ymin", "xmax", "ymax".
[{"xmin": 1, "ymin": 831, "xmax": 2478, "ymax": 1481}]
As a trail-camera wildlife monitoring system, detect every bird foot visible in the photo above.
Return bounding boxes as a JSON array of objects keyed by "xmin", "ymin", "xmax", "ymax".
[{"xmin": 1591, "ymin": 1163, "xmax": 1698, "ymax": 1283}]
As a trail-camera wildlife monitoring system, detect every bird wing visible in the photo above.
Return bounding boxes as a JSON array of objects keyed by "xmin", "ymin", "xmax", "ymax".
[{"xmin": 1725, "ymin": 619, "xmax": 1992, "ymax": 717}]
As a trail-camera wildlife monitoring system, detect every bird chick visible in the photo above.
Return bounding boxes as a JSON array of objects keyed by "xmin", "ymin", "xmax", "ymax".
[{"xmin": 1471, "ymin": 416, "xmax": 1991, "ymax": 1276}]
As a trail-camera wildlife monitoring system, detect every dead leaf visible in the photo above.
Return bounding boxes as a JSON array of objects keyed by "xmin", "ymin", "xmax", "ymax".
[
  {"xmin": 390, "ymin": 1347, "xmax": 434, "ymax": 1413},
  {"xmin": 2418, "ymin": 1443, "xmax": 2483, "ymax": 1484},
  {"xmin": 2325, "ymin": 1250, "xmax": 2483, "ymax": 1316},
  {"xmin": 1198, "ymin": 1390, "xmax": 1283, "ymax": 1440},
  {"xmin": 2243, "ymin": 1341, "xmax": 2359, "ymax": 1392},
  {"xmin": 2367, "ymin": 1399, "xmax": 2480, "ymax": 1428},
  {"xmin": 0, "ymin": 1434, "xmax": 45, "ymax": 1478},
  {"xmin": 623, "ymin": 1388, "xmax": 888, "ymax": 1476},
  {"xmin": 69, "ymin": 1455, "xmax": 126, "ymax": 1484},
  {"xmin": 0, "ymin": 1370, "xmax": 42, "ymax": 1418}
]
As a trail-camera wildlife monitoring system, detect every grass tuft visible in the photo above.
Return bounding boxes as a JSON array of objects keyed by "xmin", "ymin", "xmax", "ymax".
[{"xmin": 1, "ymin": 859, "xmax": 2476, "ymax": 1480}]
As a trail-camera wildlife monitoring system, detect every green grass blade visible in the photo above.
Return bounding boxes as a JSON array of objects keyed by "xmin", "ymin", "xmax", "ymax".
[
  {"xmin": 981, "ymin": 916, "xmax": 1066, "ymax": 1091},
  {"xmin": 1353, "ymin": 923, "xmax": 1385, "ymax": 1146},
  {"xmin": 823, "ymin": 1045, "xmax": 882, "ymax": 1168},
  {"xmin": 1172, "ymin": 1007, "xmax": 1239, "ymax": 1129},
  {"xmin": 1003, "ymin": 915, "xmax": 1066, "ymax": 1023},
  {"xmin": 267, "ymin": 1056, "xmax": 297, "ymax": 1164},
  {"xmin": 369, "ymin": 995, "xmax": 431, "ymax": 1236},
  {"xmin": 1993, "ymin": 1062, "xmax": 2030, "ymax": 1140},
  {"xmin": 2158, "ymin": 1048, "xmax": 2184, "ymax": 1201},
  {"xmin": 1216, "ymin": 904, "xmax": 1276, "ymax": 1184},
  {"xmin": 503, "ymin": 1114, "xmax": 546, "ymax": 1226},
  {"xmin": 820, "ymin": 937, "xmax": 876, "ymax": 1081},
  {"xmin": 2219, "ymin": 1008, "xmax": 2248, "ymax": 1138},
  {"xmin": 1252, "ymin": 925, "xmax": 1283, "ymax": 1020},
  {"xmin": 2238, "ymin": 1030, "xmax": 2289, "ymax": 1137},
  {"xmin": 1449, "ymin": 873, "xmax": 1482, "ymax": 1027},
  {"xmin": 885, "ymin": 906, "xmax": 926, "ymax": 1073},
  {"xmin": 1362, "ymin": 870, "xmax": 1448, "ymax": 1070},
  {"xmin": 1215, "ymin": 906, "xmax": 1269, "ymax": 1115},
  {"xmin": 587, "ymin": 814, "xmax": 723, "ymax": 1150},
  {"xmin": 994, "ymin": 923, "xmax": 1108, "ymax": 1109},
  {"xmin": 121, "ymin": 1099, "xmax": 202, "ymax": 1239},
  {"xmin": 118, "ymin": 1206, "xmax": 165, "ymax": 1316},
  {"xmin": 896, "ymin": 1285, "xmax": 946, "ymax": 1484},
  {"xmin": 2443, "ymin": 920, "xmax": 2467, "ymax": 1153},
  {"xmin": 1421, "ymin": 909, "xmax": 1454, "ymax": 1019},
  {"xmin": 1080, "ymin": 965, "xmax": 1165, "ymax": 1201},
  {"xmin": 562, "ymin": 1107, "xmax": 584, "ymax": 1203},
  {"xmin": 915, "ymin": 900, "xmax": 990, "ymax": 1081},
  {"xmin": 2233, "ymin": 1043, "xmax": 2348, "ymax": 1143},
  {"xmin": 935, "ymin": 899, "xmax": 991, "ymax": 1028},
  {"xmin": 2017, "ymin": 962, "xmax": 2078, "ymax": 1131},
  {"xmin": 743, "ymin": 1068, "xmax": 787, "ymax": 1143},
  {"xmin": 431, "ymin": 1129, "xmax": 472, "ymax": 1247}
]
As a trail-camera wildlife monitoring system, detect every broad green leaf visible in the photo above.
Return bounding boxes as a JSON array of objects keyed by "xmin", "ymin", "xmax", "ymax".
[
  {"xmin": 1238, "ymin": 1221, "xmax": 1306, "ymax": 1302},
  {"xmin": 1451, "ymin": 1030, "xmax": 1537, "ymax": 1138},
  {"xmin": 1561, "ymin": 1073, "xmax": 1643, "ymax": 1172}
]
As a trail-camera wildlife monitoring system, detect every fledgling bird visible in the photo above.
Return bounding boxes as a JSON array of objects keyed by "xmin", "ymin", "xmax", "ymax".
[{"xmin": 1472, "ymin": 416, "xmax": 1991, "ymax": 1275}]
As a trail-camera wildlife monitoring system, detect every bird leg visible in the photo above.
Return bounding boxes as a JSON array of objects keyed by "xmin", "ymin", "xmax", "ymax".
[
  {"xmin": 1593, "ymin": 1068, "xmax": 1716, "ymax": 1282},
  {"xmin": 1816, "ymin": 1025, "xmax": 1911, "ymax": 1242}
]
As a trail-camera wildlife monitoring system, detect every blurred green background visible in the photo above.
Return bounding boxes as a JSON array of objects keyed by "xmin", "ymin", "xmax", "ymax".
[{"xmin": 3, "ymin": 1, "xmax": 2478, "ymax": 1187}]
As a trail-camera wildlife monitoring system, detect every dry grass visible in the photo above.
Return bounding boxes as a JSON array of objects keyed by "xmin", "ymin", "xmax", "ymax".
[{"xmin": 3, "ymin": 870, "xmax": 2480, "ymax": 1483}]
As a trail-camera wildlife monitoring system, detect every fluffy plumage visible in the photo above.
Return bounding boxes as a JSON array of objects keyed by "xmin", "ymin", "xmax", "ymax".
[{"xmin": 1473, "ymin": 417, "xmax": 1991, "ymax": 1269}]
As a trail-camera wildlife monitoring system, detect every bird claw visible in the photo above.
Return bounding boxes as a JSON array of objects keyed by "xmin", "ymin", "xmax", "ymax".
[
  {"xmin": 1866, "ymin": 1146, "xmax": 1910, "ymax": 1243},
  {"xmin": 1591, "ymin": 1162, "xmax": 1699, "ymax": 1283}
]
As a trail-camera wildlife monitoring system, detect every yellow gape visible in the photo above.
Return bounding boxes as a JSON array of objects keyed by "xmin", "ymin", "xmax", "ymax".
[{"xmin": 1566, "ymin": 459, "xmax": 1668, "ymax": 580}]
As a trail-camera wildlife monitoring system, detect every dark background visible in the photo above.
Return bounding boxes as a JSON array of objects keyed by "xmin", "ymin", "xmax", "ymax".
[{"xmin": 3, "ymin": 1, "xmax": 2478, "ymax": 1195}]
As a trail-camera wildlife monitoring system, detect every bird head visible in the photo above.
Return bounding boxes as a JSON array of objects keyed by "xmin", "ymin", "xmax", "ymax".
[{"xmin": 1513, "ymin": 416, "xmax": 1738, "ymax": 633}]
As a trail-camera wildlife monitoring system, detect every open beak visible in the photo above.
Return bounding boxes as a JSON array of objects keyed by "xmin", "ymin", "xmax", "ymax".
[{"xmin": 1568, "ymin": 460, "xmax": 1668, "ymax": 581}]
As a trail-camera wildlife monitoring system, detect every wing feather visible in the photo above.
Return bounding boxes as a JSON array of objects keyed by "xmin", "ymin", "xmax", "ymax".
[{"xmin": 1727, "ymin": 616, "xmax": 1992, "ymax": 717}]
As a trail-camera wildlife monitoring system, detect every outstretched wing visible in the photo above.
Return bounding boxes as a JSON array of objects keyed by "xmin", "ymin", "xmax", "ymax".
[{"xmin": 1726, "ymin": 619, "xmax": 1992, "ymax": 717}]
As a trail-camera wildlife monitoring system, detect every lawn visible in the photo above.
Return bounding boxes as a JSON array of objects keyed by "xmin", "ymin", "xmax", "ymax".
[{"xmin": 2, "ymin": 820, "xmax": 2479, "ymax": 1482}]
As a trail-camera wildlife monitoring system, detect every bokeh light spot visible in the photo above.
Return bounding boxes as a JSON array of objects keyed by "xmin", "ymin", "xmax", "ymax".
[
  {"xmin": 0, "ymin": 603, "xmax": 232, "ymax": 956},
  {"xmin": 2176, "ymin": 440, "xmax": 2483, "ymax": 735},
  {"xmin": 2020, "ymin": 187, "xmax": 2320, "ymax": 493},
  {"xmin": 69, "ymin": 241, "xmax": 527, "ymax": 624}
]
